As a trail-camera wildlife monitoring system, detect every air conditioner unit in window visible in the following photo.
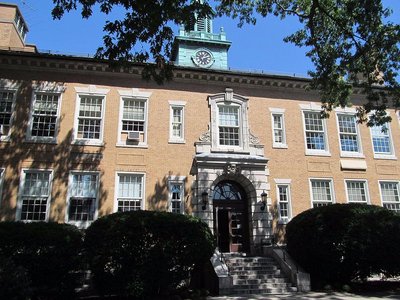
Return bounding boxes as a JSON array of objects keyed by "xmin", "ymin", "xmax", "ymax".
[{"xmin": 127, "ymin": 131, "xmax": 140, "ymax": 141}]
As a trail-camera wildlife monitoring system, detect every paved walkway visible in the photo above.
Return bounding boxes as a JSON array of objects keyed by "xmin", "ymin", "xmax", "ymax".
[{"xmin": 207, "ymin": 291, "xmax": 400, "ymax": 299}]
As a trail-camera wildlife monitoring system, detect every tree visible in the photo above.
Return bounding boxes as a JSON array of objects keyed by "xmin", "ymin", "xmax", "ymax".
[
  {"xmin": 51, "ymin": 0, "xmax": 400, "ymax": 126},
  {"xmin": 286, "ymin": 204, "xmax": 400, "ymax": 288}
]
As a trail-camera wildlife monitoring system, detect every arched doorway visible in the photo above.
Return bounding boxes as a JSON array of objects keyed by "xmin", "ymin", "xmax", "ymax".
[{"xmin": 213, "ymin": 180, "xmax": 249, "ymax": 253}]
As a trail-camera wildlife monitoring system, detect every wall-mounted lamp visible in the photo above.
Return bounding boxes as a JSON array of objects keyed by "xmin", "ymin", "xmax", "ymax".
[
  {"xmin": 260, "ymin": 190, "xmax": 268, "ymax": 211},
  {"xmin": 201, "ymin": 191, "xmax": 208, "ymax": 210}
]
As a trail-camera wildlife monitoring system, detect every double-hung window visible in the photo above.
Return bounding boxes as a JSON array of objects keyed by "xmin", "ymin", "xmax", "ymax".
[
  {"xmin": 67, "ymin": 173, "xmax": 99, "ymax": 225},
  {"xmin": 277, "ymin": 183, "xmax": 291, "ymax": 223},
  {"xmin": 303, "ymin": 111, "xmax": 329, "ymax": 155},
  {"xmin": 169, "ymin": 101, "xmax": 186, "ymax": 143},
  {"xmin": 168, "ymin": 177, "xmax": 185, "ymax": 214},
  {"xmin": 121, "ymin": 98, "xmax": 146, "ymax": 142},
  {"xmin": 310, "ymin": 179, "xmax": 334, "ymax": 207},
  {"xmin": 337, "ymin": 114, "xmax": 362, "ymax": 156},
  {"xmin": 218, "ymin": 105, "xmax": 240, "ymax": 146},
  {"xmin": 29, "ymin": 92, "xmax": 60, "ymax": 141},
  {"xmin": 115, "ymin": 173, "xmax": 144, "ymax": 212},
  {"xmin": 380, "ymin": 181, "xmax": 400, "ymax": 212},
  {"xmin": 17, "ymin": 170, "xmax": 52, "ymax": 221},
  {"xmin": 345, "ymin": 180, "xmax": 369, "ymax": 204},
  {"xmin": 270, "ymin": 108, "xmax": 287, "ymax": 148},
  {"xmin": 76, "ymin": 95, "xmax": 104, "ymax": 142},
  {"xmin": 117, "ymin": 89, "xmax": 151, "ymax": 147},
  {"xmin": 370, "ymin": 124, "xmax": 394, "ymax": 158},
  {"xmin": 0, "ymin": 89, "xmax": 16, "ymax": 138}
]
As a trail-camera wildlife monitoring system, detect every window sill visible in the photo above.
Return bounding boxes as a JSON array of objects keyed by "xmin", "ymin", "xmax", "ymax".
[
  {"xmin": 305, "ymin": 150, "xmax": 331, "ymax": 157},
  {"xmin": 340, "ymin": 152, "xmax": 365, "ymax": 159},
  {"xmin": 273, "ymin": 143, "xmax": 288, "ymax": 149},
  {"xmin": 211, "ymin": 149, "xmax": 251, "ymax": 155},
  {"xmin": 116, "ymin": 142, "xmax": 148, "ymax": 149},
  {"xmin": 0, "ymin": 136, "xmax": 10, "ymax": 142},
  {"xmin": 66, "ymin": 220, "xmax": 93, "ymax": 229},
  {"xmin": 373, "ymin": 154, "xmax": 397, "ymax": 160},
  {"xmin": 73, "ymin": 140, "xmax": 104, "ymax": 147},
  {"xmin": 277, "ymin": 219, "xmax": 290, "ymax": 225},
  {"xmin": 25, "ymin": 138, "xmax": 57, "ymax": 145},
  {"xmin": 168, "ymin": 139, "xmax": 186, "ymax": 144}
]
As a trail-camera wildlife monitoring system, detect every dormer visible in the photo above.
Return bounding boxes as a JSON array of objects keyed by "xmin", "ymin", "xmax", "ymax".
[{"xmin": 0, "ymin": 3, "xmax": 36, "ymax": 52}]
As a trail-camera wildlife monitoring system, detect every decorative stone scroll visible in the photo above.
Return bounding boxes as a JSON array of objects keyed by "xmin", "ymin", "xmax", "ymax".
[
  {"xmin": 199, "ymin": 129, "xmax": 211, "ymax": 142},
  {"xmin": 249, "ymin": 131, "xmax": 260, "ymax": 145}
]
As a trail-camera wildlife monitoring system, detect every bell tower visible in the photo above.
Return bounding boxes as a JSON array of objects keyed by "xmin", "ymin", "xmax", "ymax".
[{"xmin": 171, "ymin": 1, "xmax": 231, "ymax": 70}]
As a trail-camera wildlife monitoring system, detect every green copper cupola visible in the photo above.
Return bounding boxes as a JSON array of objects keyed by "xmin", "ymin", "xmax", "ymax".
[{"xmin": 171, "ymin": 1, "xmax": 231, "ymax": 70}]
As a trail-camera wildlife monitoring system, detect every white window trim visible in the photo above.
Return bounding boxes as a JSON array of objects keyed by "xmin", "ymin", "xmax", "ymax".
[
  {"xmin": 65, "ymin": 171, "xmax": 100, "ymax": 228},
  {"xmin": 274, "ymin": 179, "xmax": 292, "ymax": 224},
  {"xmin": 300, "ymin": 105, "xmax": 331, "ymax": 157},
  {"xmin": 209, "ymin": 89, "xmax": 250, "ymax": 153},
  {"xmin": 73, "ymin": 85, "xmax": 109, "ymax": 146},
  {"xmin": 16, "ymin": 168, "xmax": 53, "ymax": 222},
  {"xmin": 335, "ymin": 112, "xmax": 364, "ymax": 158},
  {"xmin": 378, "ymin": 180, "xmax": 400, "ymax": 209},
  {"xmin": 0, "ymin": 168, "xmax": 5, "ymax": 207},
  {"xmin": 114, "ymin": 172, "xmax": 146, "ymax": 212},
  {"xmin": 167, "ymin": 175, "xmax": 186, "ymax": 214},
  {"xmin": 309, "ymin": 178, "xmax": 335, "ymax": 208},
  {"xmin": 344, "ymin": 179, "xmax": 370, "ymax": 204},
  {"xmin": 369, "ymin": 123, "xmax": 396, "ymax": 160},
  {"xmin": 0, "ymin": 81, "xmax": 18, "ymax": 142},
  {"xmin": 169, "ymin": 100, "xmax": 186, "ymax": 144},
  {"xmin": 116, "ymin": 88, "xmax": 152, "ymax": 148},
  {"xmin": 26, "ymin": 90, "xmax": 62, "ymax": 144},
  {"xmin": 270, "ymin": 108, "xmax": 287, "ymax": 149}
]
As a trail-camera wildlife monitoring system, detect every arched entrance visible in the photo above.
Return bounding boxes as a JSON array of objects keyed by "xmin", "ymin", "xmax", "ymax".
[{"xmin": 213, "ymin": 180, "xmax": 249, "ymax": 253}]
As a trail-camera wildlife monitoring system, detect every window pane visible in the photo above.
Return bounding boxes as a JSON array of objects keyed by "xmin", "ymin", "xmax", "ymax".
[
  {"xmin": 273, "ymin": 114, "xmax": 284, "ymax": 144},
  {"xmin": 0, "ymin": 91, "xmax": 14, "ymax": 134},
  {"xmin": 381, "ymin": 182, "xmax": 400, "ymax": 212},
  {"xmin": 304, "ymin": 112, "xmax": 326, "ymax": 150},
  {"xmin": 371, "ymin": 125, "xmax": 391, "ymax": 154},
  {"xmin": 338, "ymin": 115, "xmax": 359, "ymax": 152},
  {"xmin": 123, "ymin": 99, "xmax": 145, "ymax": 120},
  {"xmin": 311, "ymin": 180, "xmax": 332, "ymax": 207},
  {"xmin": 71, "ymin": 174, "xmax": 98, "ymax": 198},
  {"xmin": 20, "ymin": 171, "xmax": 51, "ymax": 221},
  {"xmin": 346, "ymin": 181, "xmax": 367, "ymax": 203},
  {"xmin": 278, "ymin": 185, "xmax": 290, "ymax": 221},
  {"xmin": 219, "ymin": 127, "xmax": 239, "ymax": 146},
  {"xmin": 219, "ymin": 106, "xmax": 239, "ymax": 126},
  {"xmin": 79, "ymin": 97, "xmax": 103, "ymax": 118},
  {"xmin": 117, "ymin": 174, "xmax": 143, "ymax": 212},
  {"xmin": 170, "ymin": 183, "xmax": 183, "ymax": 214}
]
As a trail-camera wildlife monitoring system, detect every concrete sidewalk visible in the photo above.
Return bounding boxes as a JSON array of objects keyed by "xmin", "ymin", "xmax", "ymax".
[{"xmin": 207, "ymin": 291, "xmax": 400, "ymax": 299}]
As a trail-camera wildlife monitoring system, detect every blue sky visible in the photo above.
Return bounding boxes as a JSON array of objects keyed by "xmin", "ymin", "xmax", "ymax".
[{"xmin": 7, "ymin": 0, "xmax": 400, "ymax": 78}]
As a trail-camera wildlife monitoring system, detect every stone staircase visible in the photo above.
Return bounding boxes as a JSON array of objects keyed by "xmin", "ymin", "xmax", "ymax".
[{"xmin": 223, "ymin": 253, "xmax": 298, "ymax": 295}]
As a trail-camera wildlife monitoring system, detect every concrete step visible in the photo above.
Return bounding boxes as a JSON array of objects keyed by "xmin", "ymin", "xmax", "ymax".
[
  {"xmin": 228, "ymin": 265, "xmax": 279, "ymax": 271},
  {"xmin": 229, "ymin": 269, "xmax": 283, "ymax": 276},
  {"xmin": 232, "ymin": 282, "xmax": 296, "ymax": 289},
  {"xmin": 232, "ymin": 274, "xmax": 287, "ymax": 280},
  {"xmin": 233, "ymin": 277, "xmax": 289, "ymax": 285},
  {"xmin": 231, "ymin": 286, "xmax": 298, "ymax": 295}
]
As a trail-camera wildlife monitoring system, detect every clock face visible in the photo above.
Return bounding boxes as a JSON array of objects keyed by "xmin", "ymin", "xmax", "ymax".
[{"xmin": 193, "ymin": 49, "xmax": 214, "ymax": 67}]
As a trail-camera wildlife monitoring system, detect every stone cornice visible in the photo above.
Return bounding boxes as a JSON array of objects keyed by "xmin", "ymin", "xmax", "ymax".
[{"xmin": 0, "ymin": 49, "xmax": 370, "ymax": 94}]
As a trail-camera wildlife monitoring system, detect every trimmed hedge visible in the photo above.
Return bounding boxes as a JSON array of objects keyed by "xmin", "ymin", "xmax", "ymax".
[
  {"xmin": 84, "ymin": 210, "xmax": 215, "ymax": 298},
  {"xmin": 286, "ymin": 204, "xmax": 400, "ymax": 288},
  {"xmin": 0, "ymin": 222, "xmax": 83, "ymax": 299}
]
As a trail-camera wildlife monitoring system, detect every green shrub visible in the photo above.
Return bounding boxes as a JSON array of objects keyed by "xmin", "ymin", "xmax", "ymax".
[
  {"xmin": 0, "ymin": 255, "xmax": 32, "ymax": 300},
  {"xmin": 0, "ymin": 222, "xmax": 83, "ymax": 299},
  {"xmin": 286, "ymin": 204, "xmax": 400, "ymax": 288},
  {"xmin": 85, "ymin": 210, "xmax": 215, "ymax": 298}
]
